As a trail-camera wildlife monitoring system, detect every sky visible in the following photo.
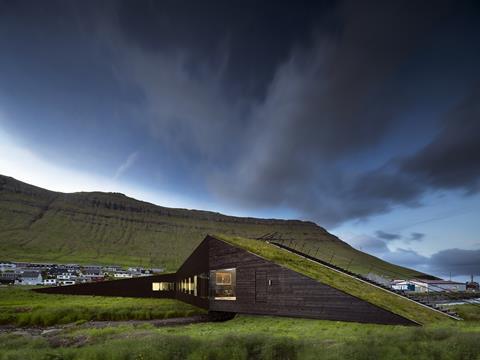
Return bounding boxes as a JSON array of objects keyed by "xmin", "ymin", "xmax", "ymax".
[{"xmin": 0, "ymin": 0, "xmax": 479, "ymax": 281}]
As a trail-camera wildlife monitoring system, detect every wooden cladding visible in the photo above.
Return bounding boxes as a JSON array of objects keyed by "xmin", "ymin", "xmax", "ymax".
[
  {"xmin": 207, "ymin": 236, "xmax": 415, "ymax": 325},
  {"xmin": 255, "ymin": 270, "xmax": 267, "ymax": 303}
]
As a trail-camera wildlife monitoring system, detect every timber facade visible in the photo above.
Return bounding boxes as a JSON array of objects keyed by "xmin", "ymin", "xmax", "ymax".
[{"xmin": 35, "ymin": 235, "xmax": 415, "ymax": 325}]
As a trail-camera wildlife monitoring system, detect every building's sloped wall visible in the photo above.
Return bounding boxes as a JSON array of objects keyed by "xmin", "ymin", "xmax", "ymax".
[
  {"xmin": 175, "ymin": 237, "xmax": 210, "ymax": 309},
  {"xmin": 34, "ymin": 273, "xmax": 176, "ymax": 299},
  {"xmin": 208, "ymin": 237, "xmax": 415, "ymax": 325}
]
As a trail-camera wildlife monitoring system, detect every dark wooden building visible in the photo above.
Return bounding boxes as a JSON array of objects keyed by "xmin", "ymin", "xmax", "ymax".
[{"xmin": 36, "ymin": 235, "xmax": 416, "ymax": 325}]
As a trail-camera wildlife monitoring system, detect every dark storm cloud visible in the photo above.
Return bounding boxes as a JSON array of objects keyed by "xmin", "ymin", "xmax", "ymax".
[
  {"xmin": 375, "ymin": 231, "xmax": 401, "ymax": 241},
  {"xmin": 400, "ymin": 87, "xmax": 480, "ymax": 193},
  {"xmin": 352, "ymin": 237, "xmax": 479, "ymax": 277},
  {"xmin": 116, "ymin": 0, "xmax": 334, "ymax": 102},
  {"xmin": 344, "ymin": 88, "xmax": 480, "ymax": 224},
  {"xmin": 428, "ymin": 249, "xmax": 480, "ymax": 276},
  {"xmin": 382, "ymin": 248, "xmax": 429, "ymax": 269},
  {"xmin": 1, "ymin": 0, "xmax": 479, "ymax": 227},
  {"xmin": 211, "ymin": 0, "xmax": 480, "ymax": 226}
]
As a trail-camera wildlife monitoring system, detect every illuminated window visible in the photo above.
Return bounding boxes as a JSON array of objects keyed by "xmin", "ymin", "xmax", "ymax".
[
  {"xmin": 216, "ymin": 272, "xmax": 232, "ymax": 285},
  {"xmin": 210, "ymin": 268, "xmax": 236, "ymax": 300},
  {"xmin": 152, "ymin": 282, "xmax": 174, "ymax": 291}
]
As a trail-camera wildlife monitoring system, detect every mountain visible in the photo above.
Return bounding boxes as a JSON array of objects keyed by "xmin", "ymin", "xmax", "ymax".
[{"xmin": 0, "ymin": 175, "xmax": 425, "ymax": 278}]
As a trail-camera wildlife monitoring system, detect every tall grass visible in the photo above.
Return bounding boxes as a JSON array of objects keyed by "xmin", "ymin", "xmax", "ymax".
[
  {"xmin": 1, "ymin": 326, "xmax": 480, "ymax": 360},
  {"xmin": 0, "ymin": 333, "xmax": 304, "ymax": 360},
  {"xmin": 0, "ymin": 287, "xmax": 204, "ymax": 326}
]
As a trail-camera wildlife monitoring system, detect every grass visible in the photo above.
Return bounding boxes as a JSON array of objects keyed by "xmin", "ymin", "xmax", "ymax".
[
  {"xmin": 1, "ymin": 312, "xmax": 479, "ymax": 359},
  {"xmin": 448, "ymin": 304, "xmax": 480, "ymax": 322},
  {"xmin": 0, "ymin": 174, "xmax": 425, "ymax": 278},
  {"xmin": 214, "ymin": 234, "xmax": 452, "ymax": 325},
  {"xmin": 0, "ymin": 287, "xmax": 205, "ymax": 326}
]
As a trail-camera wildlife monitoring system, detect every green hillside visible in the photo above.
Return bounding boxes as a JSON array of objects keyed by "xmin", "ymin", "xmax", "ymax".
[{"xmin": 0, "ymin": 175, "xmax": 424, "ymax": 278}]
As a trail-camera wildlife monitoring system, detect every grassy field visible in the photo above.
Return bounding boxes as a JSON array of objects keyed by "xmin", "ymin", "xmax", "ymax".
[
  {"xmin": 449, "ymin": 304, "xmax": 480, "ymax": 322},
  {"xmin": 0, "ymin": 175, "xmax": 425, "ymax": 278},
  {"xmin": 0, "ymin": 287, "xmax": 205, "ymax": 326},
  {"xmin": 215, "ymin": 234, "xmax": 451, "ymax": 325},
  {"xmin": 1, "ymin": 308, "xmax": 479, "ymax": 359}
]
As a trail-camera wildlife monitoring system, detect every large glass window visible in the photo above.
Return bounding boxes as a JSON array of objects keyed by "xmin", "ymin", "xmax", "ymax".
[{"xmin": 210, "ymin": 268, "xmax": 236, "ymax": 300}]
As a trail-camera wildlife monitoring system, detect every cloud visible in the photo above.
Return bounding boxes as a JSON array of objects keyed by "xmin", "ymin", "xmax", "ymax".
[
  {"xmin": 382, "ymin": 248, "xmax": 429, "ymax": 269},
  {"xmin": 2, "ymin": 0, "xmax": 479, "ymax": 230},
  {"xmin": 351, "ymin": 233, "xmax": 479, "ymax": 277},
  {"xmin": 350, "ymin": 235, "xmax": 390, "ymax": 254},
  {"xmin": 400, "ymin": 87, "xmax": 480, "ymax": 194},
  {"xmin": 375, "ymin": 231, "xmax": 401, "ymax": 241},
  {"xmin": 114, "ymin": 151, "xmax": 139, "ymax": 180},
  {"xmin": 409, "ymin": 232, "xmax": 425, "ymax": 242},
  {"xmin": 208, "ymin": 1, "xmax": 480, "ymax": 227},
  {"xmin": 428, "ymin": 249, "xmax": 480, "ymax": 277},
  {"xmin": 374, "ymin": 231, "xmax": 425, "ymax": 244}
]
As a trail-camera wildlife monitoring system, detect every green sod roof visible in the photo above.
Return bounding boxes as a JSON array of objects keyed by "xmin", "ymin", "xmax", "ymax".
[{"xmin": 213, "ymin": 234, "xmax": 453, "ymax": 325}]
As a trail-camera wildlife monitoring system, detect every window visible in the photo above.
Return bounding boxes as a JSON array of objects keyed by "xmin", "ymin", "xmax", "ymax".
[
  {"xmin": 210, "ymin": 268, "xmax": 236, "ymax": 300},
  {"xmin": 152, "ymin": 282, "xmax": 174, "ymax": 291},
  {"xmin": 216, "ymin": 272, "xmax": 232, "ymax": 285},
  {"xmin": 176, "ymin": 277, "xmax": 197, "ymax": 295}
]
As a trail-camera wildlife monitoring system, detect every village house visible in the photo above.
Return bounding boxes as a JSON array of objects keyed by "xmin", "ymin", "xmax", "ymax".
[
  {"xmin": 81, "ymin": 269, "xmax": 105, "ymax": 282},
  {"xmin": 58, "ymin": 280, "xmax": 76, "ymax": 286},
  {"xmin": 102, "ymin": 265, "xmax": 123, "ymax": 273},
  {"xmin": 43, "ymin": 278, "xmax": 57, "ymax": 286},
  {"xmin": 0, "ymin": 272, "xmax": 17, "ymax": 285},
  {"xmin": 0, "ymin": 261, "xmax": 16, "ymax": 272},
  {"xmin": 113, "ymin": 271, "xmax": 133, "ymax": 279},
  {"xmin": 57, "ymin": 274, "xmax": 74, "ymax": 280},
  {"xmin": 15, "ymin": 271, "xmax": 43, "ymax": 285}
]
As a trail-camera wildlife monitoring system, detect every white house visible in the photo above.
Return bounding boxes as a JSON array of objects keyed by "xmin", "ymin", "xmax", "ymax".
[
  {"xmin": 16, "ymin": 271, "xmax": 43, "ymax": 285},
  {"xmin": 410, "ymin": 279, "xmax": 466, "ymax": 293},
  {"xmin": 59, "ymin": 280, "xmax": 76, "ymax": 286},
  {"xmin": 114, "ymin": 271, "xmax": 133, "ymax": 279},
  {"xmin": 57, "ymin": 274, "xmax": 71, "ymax": 280},
  {"xmin": 43, "ymin": 278, "xmax": 57, "ymax": 286},
  {"xmin": 0, "ymin": 262, "xmax": 16, "ymax": 272}
]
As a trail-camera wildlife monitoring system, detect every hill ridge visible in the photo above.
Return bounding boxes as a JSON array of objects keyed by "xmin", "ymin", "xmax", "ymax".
[
  {"xmin": 0, "ymin": 175, "xmax": 321, "ymax": 228},
  {"xmin": 0, "ymin": 174, "xmax": 423, "ymax": 279}
]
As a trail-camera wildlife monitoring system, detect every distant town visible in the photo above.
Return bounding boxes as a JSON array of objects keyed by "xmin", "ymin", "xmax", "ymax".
[{"xmin": 0, "ymin": 261, "xmax": 164, "ymax": 286}]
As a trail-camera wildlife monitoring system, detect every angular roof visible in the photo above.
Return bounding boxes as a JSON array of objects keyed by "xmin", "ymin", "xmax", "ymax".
[
  {"xmin": 213, "ymin": 234, "xmax": 453, "ymax": 325},
  {"xmin": 412, "ymin": 279, "xmax": 464, "ymax": 285}
]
